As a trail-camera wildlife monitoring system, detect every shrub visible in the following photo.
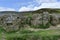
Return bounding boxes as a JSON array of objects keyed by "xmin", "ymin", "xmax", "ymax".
[
  {"xmin": 20, "ymin": 29, "xmax": 34, "ymax": 34},
  {"xmin": 31, "ymin": 23, "xmax": 50, "ymax": 29},
  {"xmin": 0, "ymin": 26, "xmax": 5, "ymax": 32}
]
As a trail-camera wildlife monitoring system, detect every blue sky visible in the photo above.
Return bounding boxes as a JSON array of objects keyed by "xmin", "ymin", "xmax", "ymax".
[
  {"xmin": 0, "ymin": 0, "xmax": 34, "ymax": 9},
  {"xmin": 0, "ymin": 0, "xmax": 60, "ymax": 11}
]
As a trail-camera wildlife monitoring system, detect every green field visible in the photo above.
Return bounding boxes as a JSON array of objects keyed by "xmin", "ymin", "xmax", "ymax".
[{"xmin": 0, "ymin": 27, "xmax": 60, "ymax": 40}]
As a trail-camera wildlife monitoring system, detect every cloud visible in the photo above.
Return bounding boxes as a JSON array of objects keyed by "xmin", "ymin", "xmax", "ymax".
[
  {"xmin": 19, "ymin": 7, "xmax": 32, "ymax": 11},
  {"xmin": 32, "ymin": 2, "xmax": 60, "ymax": 10},
  {"xmin": 18, "ymin": 0, "xmax": 60, "ymax": 11},
  {"xmin": 0, "ymin": 7, "xmax": 16, "ymax": 11},
  {"xmin": 19, "ymin": 4, "xmax": 35, "ymax": 11},
  {"xmin": 37, "ymin": 2, "xmax": 60, "ymax": 9},
  {"xmin": 19, "ymin": 6, "xmax": 38, "ymax": 11},
  {"xmin": 18, "ymin": 6, "xmax": 40, "ymax": 12},
  {"xmin": 35, "ymin": 0, "xmax": 58, "ymax": 4},
  {"xmin": 19, "ymin": 2, "xmax": 60, "ymax": 11}
]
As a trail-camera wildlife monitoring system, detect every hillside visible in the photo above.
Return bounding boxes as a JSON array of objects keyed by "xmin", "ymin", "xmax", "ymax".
[{"xmin": 0, "ymin": 8, "xmax": 60, "ymax": 40}]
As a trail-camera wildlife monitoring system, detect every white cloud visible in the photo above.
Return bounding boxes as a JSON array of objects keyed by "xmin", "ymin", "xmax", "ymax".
[
  {"xmin": 0, "ymin": 7, "xmax": 16, "ymax": 11},
  {"xmin": 19, "ymin": 2, "xmax": 60, "ymax": 11},
  {"xmin": 32, "ymin": 2, "xmax": 60, "ymax": 10},
  {"xmin": 19, "ymin": 7, "xmax": 32, "ymax": 11},
  {"xmin": 38, "ymin": 2, "xmax": 60, "ymax": 9},
  {"xmin": 19, "ymin": 4, "xmax": 34, "ymax": 11},
  {"xmin": 35, "ymin": 0, "xmax": 58, "ymax": 4},
  {"xmin": 18, "ymin": 6, "xmax": 40, "ymax": 12}
]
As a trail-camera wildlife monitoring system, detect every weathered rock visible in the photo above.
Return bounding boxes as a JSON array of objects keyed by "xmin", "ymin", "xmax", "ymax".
[
  {"xmin": 0, "ymin": 11, "xmax": 60, "ymax": 32},
  {"xmin": 31, "ymin": 14, "xmax": 42, "ymax": 26},
  {"xmin": 1, "ymin": 14, "xmax": 21, "ymax": 32},
  {"xmin": 31, "ymin": 12, "xmax": 50, "ymax": 27},
  {"xmin": 50, "ymin": 14, "xmax": 59, "ymax": 26}
]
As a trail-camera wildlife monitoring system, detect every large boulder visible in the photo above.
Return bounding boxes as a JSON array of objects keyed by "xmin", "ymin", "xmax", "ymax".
[
  {"xmin": 50, "ymin": 14, "xmax": 59, "ymax": 26},
  {"xmin": 31, "ymin": 14, "xmax": 42, "ymax": 26},
  {"xmin": 1, "ymin": 15, "xmax": 21, "ymax": 32},
  {"xmin": 31, "ymin": 12, "xmax": 50, "ymax": 28}
]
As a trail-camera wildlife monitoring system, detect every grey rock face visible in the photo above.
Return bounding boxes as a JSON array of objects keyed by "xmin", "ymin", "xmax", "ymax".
[
  {"xmin": 31, "ymin": 12, "xmax": 50, "ymax": 27},
  {"xmin": 31, "ymin": 14, "xmax": 42, "ymax": 26},
  {"xmin": 0, "ymin": 14, "xmax": 21, "ymax": 32},
  {"xmin": 50, "ymin": 14, "xmax": 59, "ymax": 26},
  {"xmin": 0, "ymin": 11, "xmax": 60, "ymax": 32}
]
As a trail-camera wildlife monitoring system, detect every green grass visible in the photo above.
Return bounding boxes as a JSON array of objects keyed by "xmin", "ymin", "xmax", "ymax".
[
  {"xmin": 5, "ymin": 29, "xmax": 60, "ymax": 40},
  {"xmin": 0, "ymin": 27, "xmax": 60, "ymax": 40}
]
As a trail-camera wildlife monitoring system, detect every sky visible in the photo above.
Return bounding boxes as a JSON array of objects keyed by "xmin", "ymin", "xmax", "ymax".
[{"xmin": 0, "ymin": 0, "xmax": 60, "ymax": 11}]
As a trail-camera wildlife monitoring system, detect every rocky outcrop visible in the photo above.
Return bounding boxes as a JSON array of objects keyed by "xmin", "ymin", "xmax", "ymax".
[
  {"xmin": 49, "ymin": 14, "xmax": 59, "ymax": 26},
  {"xmin": 0, "ymin": 10, "xmax": 60, "ymax": 32},
  {"xmin": 31, "ymin": 12, "xmax": 50, "ymax": 27}
]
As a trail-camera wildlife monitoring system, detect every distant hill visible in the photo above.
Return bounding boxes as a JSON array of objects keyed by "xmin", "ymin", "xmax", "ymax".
[{"xmin": 0, "ymin": 8, "xmax": 60, "ymax": 14}]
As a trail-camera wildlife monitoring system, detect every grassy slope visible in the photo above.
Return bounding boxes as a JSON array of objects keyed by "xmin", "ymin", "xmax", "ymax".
[
  {"xmin": 0, "ymin": 28, "xmax": 60, "ymax": 40},
  {"xmin": 0, "ymin": 9, "xmax": 60, "ymax": 40}
]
